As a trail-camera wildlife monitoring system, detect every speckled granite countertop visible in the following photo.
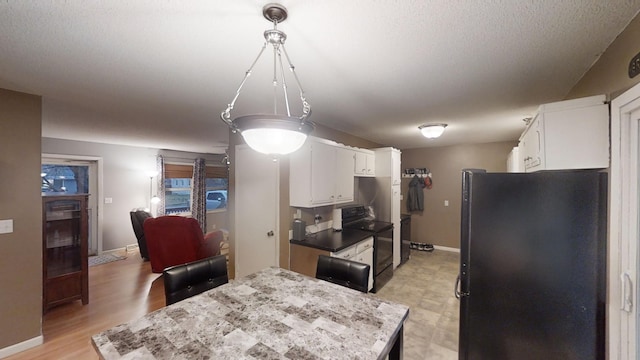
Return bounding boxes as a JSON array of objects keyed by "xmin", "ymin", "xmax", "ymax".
[
  {"xmin": 91, "ymin": 267, "xmax": 409, "ymax": 360},
  {"xmin": 290, "ymin": 228, "xmax": 372, "ymax": 252}
]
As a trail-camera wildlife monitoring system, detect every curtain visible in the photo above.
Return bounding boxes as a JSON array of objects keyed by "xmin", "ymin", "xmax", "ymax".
[
  {"xmin": 156, "ymin": 155, "xmax": 166, "ymax": 216},
  {"xmin": 191, "ymin": 158, "xmax": 207, "ymax": 233}
]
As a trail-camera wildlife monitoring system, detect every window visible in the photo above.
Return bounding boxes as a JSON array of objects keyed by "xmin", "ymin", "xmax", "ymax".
[
  {"xmin": 41, "ymin": 164, "xmax": 89, "ymax": 194},
  {"xmin": 164, "ymin": 164, "xmax": 192, "ymax": 215},
  {"xmin": 205, "ymin": 167, "xmax": 228, "ymax": 212},
  {"xmin": 164, "ymin": 164, "xmax": 228, "ymax": 215}
]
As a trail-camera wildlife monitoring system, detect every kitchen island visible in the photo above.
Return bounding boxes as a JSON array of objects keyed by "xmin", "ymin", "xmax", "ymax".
[{"xmin": 91, "ymin": 267, "xmax": 409, "ymax": 359}]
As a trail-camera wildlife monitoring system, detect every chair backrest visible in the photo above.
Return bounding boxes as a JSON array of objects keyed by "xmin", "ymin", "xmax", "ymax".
[
  {"xmin": 143, "ymin": 216, "xmax": 204, "ymax": 273},
  {"xmin": 130, "ymin": 210, "xmax": 152, "ymax": 259},
  {"xmin": 203, "ymin": 230, "xmax": 225, "ymax": 256},
  {"xmin": 315, "ymin": 255, "xmax": 370, "ymax": 293},
  {"xmin": 163, "ymin": 255, "xmax": 229, "ymax": 305}
]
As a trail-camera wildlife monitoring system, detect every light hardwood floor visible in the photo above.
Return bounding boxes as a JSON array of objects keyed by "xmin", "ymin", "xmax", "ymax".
[
  {"xmin": 7, "ymin": 250, "xmax": 163, "ymax": 360},
  {"xmin": 6, "ymin": 249, "xmax": 460, "ymax": 360}
]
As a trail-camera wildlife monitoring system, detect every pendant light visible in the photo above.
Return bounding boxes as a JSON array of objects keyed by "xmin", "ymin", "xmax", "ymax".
[{"xmin": 220, "ymin": 3, "xmax": 313, "ymax": 155}]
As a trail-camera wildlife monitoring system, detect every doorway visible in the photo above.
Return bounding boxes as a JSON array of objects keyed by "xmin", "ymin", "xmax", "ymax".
[
  {"xmin": 610, "ymin": 82, "xmax": 640, "ymax": 360},
  {"xmin": 42, "ymin": 155, "xmax": 102, "ymax": 255}
]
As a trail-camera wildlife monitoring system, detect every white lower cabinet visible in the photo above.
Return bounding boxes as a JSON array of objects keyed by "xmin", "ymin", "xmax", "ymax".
[{"xmin": 332, "ymin": 236, "xmax": 374, "ymax": 292}]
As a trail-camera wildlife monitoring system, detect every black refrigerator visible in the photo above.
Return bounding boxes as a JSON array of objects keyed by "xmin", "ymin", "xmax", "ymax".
[{"xmin": 457, "ymin": 169, "xmax": 607, "ymax": 360}]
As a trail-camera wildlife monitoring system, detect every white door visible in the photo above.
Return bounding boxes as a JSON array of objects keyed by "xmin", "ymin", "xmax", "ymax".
[
  {"xmin": 234, "ymin": 145, "xmax": 279, "ymax": 278},
  {"xmin": 610, "ymin": 82, "xmax": 640, "ymax": 360},
  {"xmin": 42, "ymin": 156, "xmax": 101, "ymax": 255}
]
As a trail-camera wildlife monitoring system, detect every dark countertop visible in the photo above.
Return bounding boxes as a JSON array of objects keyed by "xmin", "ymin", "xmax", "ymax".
[{"xmin": 290, "ymin": 228, "xmax": 372, "ymax": 252}]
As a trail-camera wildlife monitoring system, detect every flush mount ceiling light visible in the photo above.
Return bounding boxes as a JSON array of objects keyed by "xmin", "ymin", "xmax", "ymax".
[
  {"xmin": 419, "ymin": 124, "xmax": 448, "ymax": 139},
  {"xmin": 220, "ymin": 3, "xmax": 313, "ymax": 155}
]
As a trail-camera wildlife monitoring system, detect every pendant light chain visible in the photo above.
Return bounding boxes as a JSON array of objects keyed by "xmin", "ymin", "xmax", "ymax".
[
  {"xmin": 220, "ymin": 42, "xmax": 268, "ymax": 131},
  {"xmin": 281, "ymin": 45, "xmax": 310, "ymax": 120},
  {"xmin": 219, "ymin": 3, "xmax": 314, "ymax": 155}
]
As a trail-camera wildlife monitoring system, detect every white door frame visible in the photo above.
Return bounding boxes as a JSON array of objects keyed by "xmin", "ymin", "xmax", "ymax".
[
  {"xmin": 42, "ymin": 153, "xmax": 104, "ymax": 254},
  {"xmin": 610, "ymin": 82, "xmax": 640, "ymax": 360}
]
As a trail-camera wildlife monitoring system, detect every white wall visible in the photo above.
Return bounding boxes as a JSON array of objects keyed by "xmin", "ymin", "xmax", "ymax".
[{"xmin": 41, "ymin": 138, "xmax": 228, "ymax": 251}]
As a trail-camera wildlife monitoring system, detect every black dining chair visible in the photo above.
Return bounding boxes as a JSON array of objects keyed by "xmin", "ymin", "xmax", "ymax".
[
  {"xmin": 163, "ymin": 255, "xmax": 229, "ymax": 306},
  {"xmin": 315, "ymin": 255, "xmax": 370, "ymax": 293}
]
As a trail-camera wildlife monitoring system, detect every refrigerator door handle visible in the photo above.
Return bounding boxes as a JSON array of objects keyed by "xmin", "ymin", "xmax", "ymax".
[
  {"xmin": 455, "ymin": 274, "xmax": 469, "ymax": 299},
  {"xmin": 621, "ymin": 271, "xmax": 633, "ymax": 313}
]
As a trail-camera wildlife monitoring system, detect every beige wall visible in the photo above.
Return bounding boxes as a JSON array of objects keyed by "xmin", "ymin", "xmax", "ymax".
[
  {"xmin": 566, "ymin": 14, "xmax": 640, "ymax": 100},
  {"xmin": 0, "ymin": 89, "xmax": 43, "ymax": 350},
  {"xmin": 401, "ymin": 141, "xmax": 517, "ymax": 249}
]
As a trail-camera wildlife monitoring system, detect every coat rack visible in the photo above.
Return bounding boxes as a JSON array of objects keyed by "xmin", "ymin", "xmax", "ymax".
[{"xmin": 402, "ymin": 167, "xmax": 432, "ymax": 178}]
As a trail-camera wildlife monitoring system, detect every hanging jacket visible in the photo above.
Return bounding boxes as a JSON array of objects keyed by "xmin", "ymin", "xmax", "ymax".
[{"xmin": 407, "ymin": 175, "xmax": 424, "ymax": 211}]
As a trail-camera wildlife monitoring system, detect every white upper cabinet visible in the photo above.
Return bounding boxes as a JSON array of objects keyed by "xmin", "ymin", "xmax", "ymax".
[
  {"xmin": 519, "ymin": 95, "xmax": 609, "ymax": 172},
  {"xmin": 290, "ymin": 137, "xmax": 355, "ymax": 208},
  {"xmin": 310, "ymin": 141, "xmax": 336, "ymax": 205},
  {"xmin": 335, "ymin": 147, "xmax": 355, "ymax": 202},
  {"xmin": 374, "ymin": 147, "xmax": 402, "ymax": 185},
  {"xmin": 354, "ymin": 150, "xmax": 376, "ymax": 177},
  {"xmin": 507, "ymin": 146, "xmax": 522, "ymax": 173}
]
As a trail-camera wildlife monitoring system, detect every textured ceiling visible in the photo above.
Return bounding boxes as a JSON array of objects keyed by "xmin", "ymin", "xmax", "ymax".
[{"xmin": 1, "ymin": 1, "xmax": 639, "ymax": 153}]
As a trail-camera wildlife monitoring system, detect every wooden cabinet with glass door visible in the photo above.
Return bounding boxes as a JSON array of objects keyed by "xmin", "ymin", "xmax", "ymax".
[{"xmin": 42, "ymin": 194, "xmax": 89, "ymax": 313}]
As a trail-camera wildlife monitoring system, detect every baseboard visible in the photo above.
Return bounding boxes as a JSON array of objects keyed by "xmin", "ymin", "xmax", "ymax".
[
  {"xmin": 96, "ymin": 245, "xmax": 137, "ymax": 256},
  {"xmin": 125, "ymin": 243, "xmax": 139, "ymax": 253},
  {"xmin": 0, "ymin": 335, "xmax": 43, "ymax": 359},
  {"xmin": 433, "ymin": 245, "xmax": 460, "ymax": 253}
]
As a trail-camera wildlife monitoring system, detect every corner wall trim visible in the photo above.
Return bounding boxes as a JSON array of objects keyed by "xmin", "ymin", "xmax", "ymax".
[{"xmin": 0, "ymin": 335, "xmax": 43, "ymax": 359}]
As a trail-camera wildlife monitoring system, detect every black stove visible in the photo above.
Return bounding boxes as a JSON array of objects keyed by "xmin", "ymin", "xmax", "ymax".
[
  {"xmin": 341, "ymin": 205, "xmax": 393, "ymax": 292},
  {"xmin": 344, "ymin": 219, "xmax": 393, "ymax": 233}
]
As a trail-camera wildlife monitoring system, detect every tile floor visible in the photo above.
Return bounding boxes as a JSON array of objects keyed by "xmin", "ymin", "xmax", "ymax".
[{"xmin": 375, "ymin": 249, "xmax": 460, "ymax": 360}]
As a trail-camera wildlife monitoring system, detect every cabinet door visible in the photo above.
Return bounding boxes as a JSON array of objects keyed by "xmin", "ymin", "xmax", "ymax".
[
  {"xmin": 366, "ymin": 153, "xmax": 376, "ymax": 176},
  {"xmin": 335, "ymin": 147, "xmax": 355, "ymax": 203},
  {"xmin": 391, "ymin": 149, "xmax": 401, "ymax": 184},
  {"xmin": 310, "ymin": 142, "xmax": 336, "ymax": 205},
  {"xmin": 356, "ymin": 247, "xmax": 374, "ymax": 291},
  {"xmin": 354, "ymin": 151, "xmax": 367, "ymax": 175},
  {"xmin": 521, "ymin": 115, "xmax": 544, "ymax": 172},
  {"xmin": 43, "ymin": 195, "xmax": 89, "ymax": 312},
  {"xmin": 392, "ymin": 184, "xmax": 401, "ymax": 268}
]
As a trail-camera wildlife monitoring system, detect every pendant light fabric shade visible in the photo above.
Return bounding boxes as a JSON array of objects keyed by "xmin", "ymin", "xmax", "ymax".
[
  {"xmin": 220, "ymin": 4, "xmax": 313, "ymax": 156},
  {"xmin": 419, "ymin": 124, "xmax": 447, "ymax": 139}
]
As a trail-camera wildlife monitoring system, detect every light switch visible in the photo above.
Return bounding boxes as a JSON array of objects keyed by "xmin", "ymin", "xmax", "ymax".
[
  {"xmin": 104, "ymin": 197, "xmax": 113, "ymax": 204},
  {"xmin": 444, "ymin": 200, "xmax": 449, "ymax": 207},
  {"xmin": 0, "ymin": 219, "xmax": 14, "ymax": 234}
]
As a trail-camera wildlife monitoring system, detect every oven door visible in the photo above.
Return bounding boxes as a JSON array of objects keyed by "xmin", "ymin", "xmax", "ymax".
[{"xmin": 374, "ymin": 226, "xmax": 393, "ymax": 276}]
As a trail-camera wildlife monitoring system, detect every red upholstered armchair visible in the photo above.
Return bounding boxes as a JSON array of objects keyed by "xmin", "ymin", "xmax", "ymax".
[{"xmin": 143, "ymin": 216, "xmax": 224, "ymax": 273}]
